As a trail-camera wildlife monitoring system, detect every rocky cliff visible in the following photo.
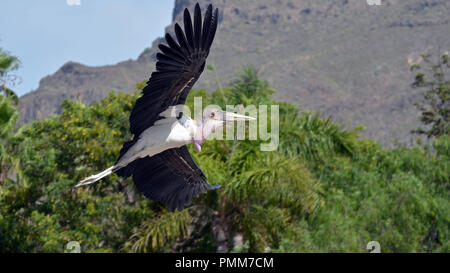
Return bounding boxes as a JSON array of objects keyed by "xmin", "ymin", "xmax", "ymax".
[{"xmin": 19, "ymin": 0, "xmax": 450, "ymax": 145}]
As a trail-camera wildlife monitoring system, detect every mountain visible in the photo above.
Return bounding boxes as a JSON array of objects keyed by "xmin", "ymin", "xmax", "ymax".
[{"xmin": 18, "ymin": 0, "xmax": 450, "ymax": 145}]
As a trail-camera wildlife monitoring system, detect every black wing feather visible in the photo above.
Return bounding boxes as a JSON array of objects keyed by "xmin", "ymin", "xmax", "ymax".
[
  {"xmin": 184, "ymin": 9, "xmax": 195, "ymax": 50},
  {"xmin": 175, "ymin": 24, "xmax": 191, "ymax": 55},
  {"xmin": 206, "ymin": 8, "xmax": 219, "ymax": 50},
  {"xmin": 116, "ymin": 4, "xmax": 219, "ymax": 211},
  {"xmin": 156, "ymin": 53, "xmax": 184, "ymax": 66},
  {"xmin": 127, "ymin": 3, "xmax": 218, "ymax": 138},
  {"xmin": 193, "ymin": 3, "xmax": 202, "ymax": 50},
  {"xmin": 130, "ymin": 146, "xmax": 213, "ymax": 212},
  {"xmin": 158, "ymin": 44, "xmax": 185, "ymax": 63},
  {"xmin": 201, "ymin": 5, "xmax": 213, "ymax": 50}
]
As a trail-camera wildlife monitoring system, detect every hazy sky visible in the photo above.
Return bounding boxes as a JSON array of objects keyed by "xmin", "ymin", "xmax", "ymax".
[{"xmin": 0, "ymin": 0, "xmax": 173, "ymax": 96}]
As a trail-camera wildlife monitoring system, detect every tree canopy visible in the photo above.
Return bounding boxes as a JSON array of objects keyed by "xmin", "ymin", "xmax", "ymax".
[
  {"xmin": 411, "ymin": 51, "xmax": 450, "ymax": 138},
  {"xmin": 0, "ymin": 67, "xmax": 448, "ymax": 253}
]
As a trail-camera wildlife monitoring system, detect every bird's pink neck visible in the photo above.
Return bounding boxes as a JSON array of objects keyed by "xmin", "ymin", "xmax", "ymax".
[{"xmin": 192, "ymin": 121, "xmax": 221, "ymax": 152}]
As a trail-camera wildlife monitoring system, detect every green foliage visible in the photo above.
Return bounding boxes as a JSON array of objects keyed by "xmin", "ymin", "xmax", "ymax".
[
  {"xmin": 0, "ymin": 67, "xmax": 448, "ymax": 253},
  {"xmin": 278, "ymin": 103, "xmax": 360, "ymax": 162},
  {"xmin": 411, "ymin": 51, "xmax": 450, "ymax": 138},
  {"xmin": 0, "ymin": 48, "xmax": 20, "ymax": 98},
  {"xmin": 288, "ymin": 146, "xmax": 447, "ymax": 253},
  {"xmin": 228, "ymin": 66, "xmax": 274, "ymax": 105},
  {"xmin": 0, "ymin": 91, "xmax": 153, "ymax": 252},
  {"xmin": 0, "ymin": 48, "xmax": 19, "ymax": 78},
  {"xmin": 125, "ymin": 210, "xmax": 190, "ymax": 253},
  {"xmin": 0, "ymin": 95, "xmax": 18, "ymax": 139},
  {"xmin": 0, "ymin": 94, "xmax": 21, "ymax": 185},
  {"xmin": 0, "ymin": 48, "xmax": 21, "ymax": 185}
]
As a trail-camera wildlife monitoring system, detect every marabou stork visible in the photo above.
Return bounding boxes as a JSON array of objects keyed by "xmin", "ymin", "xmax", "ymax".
[{"xmin": 76, "ymin": 3, "xmax": 255, "ymax": 211}]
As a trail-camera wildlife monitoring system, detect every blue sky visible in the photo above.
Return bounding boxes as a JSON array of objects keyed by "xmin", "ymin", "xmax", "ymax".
[{"xmin": 0, "ymin": 0, "xmax": 173, "ymax": 96}]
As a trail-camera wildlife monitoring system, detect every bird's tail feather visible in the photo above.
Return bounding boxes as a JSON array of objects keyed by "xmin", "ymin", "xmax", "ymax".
[{"xmin": 75, "ymin": 166, "xmax": 115, "ymax": 187}]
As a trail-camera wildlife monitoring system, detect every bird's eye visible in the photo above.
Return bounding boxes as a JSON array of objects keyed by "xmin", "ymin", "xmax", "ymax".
[{"xmin": 210, "ymin": 112, "xmax": 215, "ymax": 118}]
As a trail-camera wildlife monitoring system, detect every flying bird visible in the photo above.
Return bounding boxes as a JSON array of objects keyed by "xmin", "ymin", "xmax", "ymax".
[{"xmin": 76, "ymin": 3, "xmax": 255, "ymax": 211}]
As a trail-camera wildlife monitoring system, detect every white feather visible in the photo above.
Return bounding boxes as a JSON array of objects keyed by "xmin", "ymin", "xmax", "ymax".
[
  {"xmin": 76, "ymin": 112, "xmax": 198, "ymax": 187},
  {"xmin": 75, "ymin": 166, "xmax": 114, "ymax": 187}
]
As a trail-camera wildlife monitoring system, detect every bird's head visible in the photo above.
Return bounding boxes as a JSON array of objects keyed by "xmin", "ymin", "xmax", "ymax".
[{"xmin": 193, "ymin": 107, "xmax": 256, "ymax": 152}]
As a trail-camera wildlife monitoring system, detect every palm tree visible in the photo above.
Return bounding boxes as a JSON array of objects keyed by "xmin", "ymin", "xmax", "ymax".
[
  {"xmin": 0, "ymin": 48, "xmax": 20, "ymax": 98},
  {"xmin": 0, "ymin": 95, "xmax": 20, "ymax": 184},
  {"xmin": 0, "ymin": 48, "xmax": 21, "ymax": 183}
]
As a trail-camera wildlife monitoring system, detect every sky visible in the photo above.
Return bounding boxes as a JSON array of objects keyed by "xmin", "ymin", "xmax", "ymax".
[{"xmin": 0, "ymin": 0, "xmax": 173, "ymax": 96}]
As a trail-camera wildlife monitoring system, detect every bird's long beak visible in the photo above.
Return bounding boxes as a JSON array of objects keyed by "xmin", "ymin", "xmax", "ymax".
[{"xmin": 223, "ymin": 111, "xmax": 256, "ymax": 122}]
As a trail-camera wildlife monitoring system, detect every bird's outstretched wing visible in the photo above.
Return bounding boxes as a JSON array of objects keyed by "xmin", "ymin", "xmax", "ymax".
[
  {"xmin": 129, "ymin": 3, "xmax": 219, "ymax": 138},
  {"xmin": 115, "ymin": 4, "xmax": 220, "ymax": 211},
  {"xmin": 129, "ymin": 146, "xmax": 215, "ymax": 211}
]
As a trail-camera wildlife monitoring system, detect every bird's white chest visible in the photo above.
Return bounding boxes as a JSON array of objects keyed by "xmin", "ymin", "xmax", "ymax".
[
  {"xmin": 166, "ymin": 120, "xmax": 194, "ymax": 144},
  {"xmin": 116, "ymin": 115, "xmax": 197, "ymax": 166},
  {"xmin": 136, "ymin": 116, "xmax": 195, "ymax": 153}
]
